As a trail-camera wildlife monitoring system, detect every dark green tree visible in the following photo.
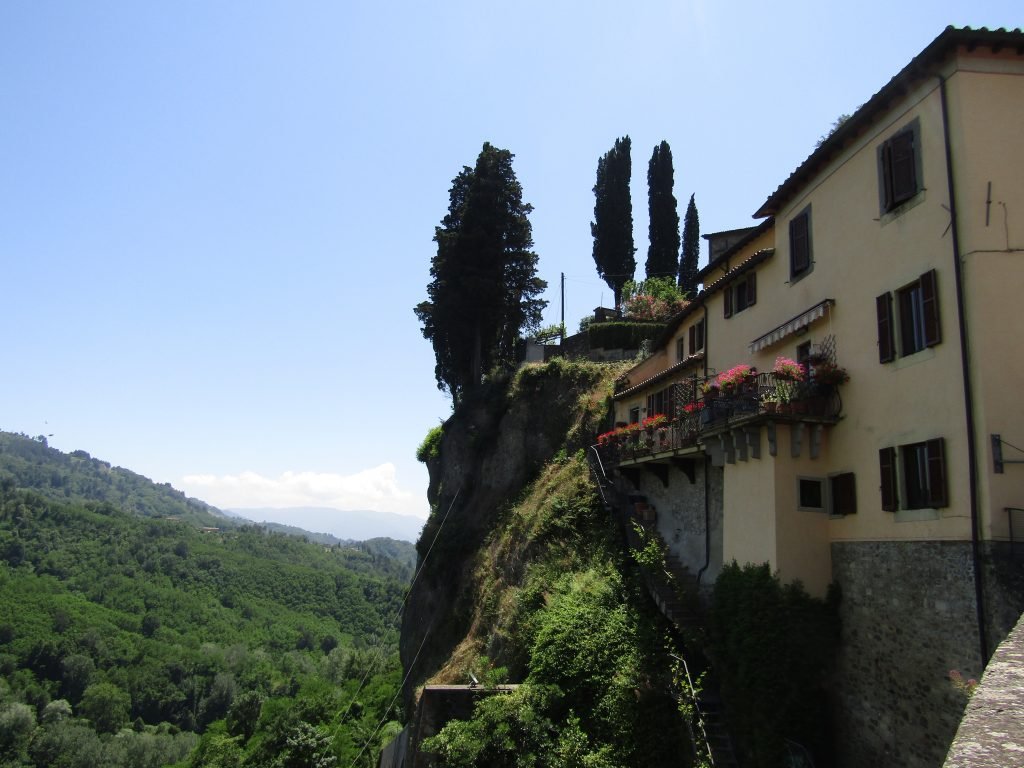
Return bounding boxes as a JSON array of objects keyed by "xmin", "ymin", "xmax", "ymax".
[
  {"xmin": 415, "ymin": 143, "xmax": 546, "ymax": 403},
  {"xmin": 678, "ymin": 193, "xmax": 700, "ymax": 295},
  {"xmin": 645, "ymin": 141, "xmax": 679, "ymax": 281},
  {"xmin": 591, "ymin": 136, "xmax": 636, "ymax": 309}
]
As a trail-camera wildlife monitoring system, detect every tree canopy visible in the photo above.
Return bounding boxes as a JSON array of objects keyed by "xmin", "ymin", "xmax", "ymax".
[
  {"xmin": 678, "ymin": 193, "xmax": 700, "ymax": 296},
  {"xmin": 415, "ymin": 143, "xmax": 546, "ymax": 404},
  {"xmin": 591, "ymin": 136, "xmax": 636, "ymax": 309},
  {"xmin": 645, "ymin": 141, "xmax": 679, "ymax": 281}
]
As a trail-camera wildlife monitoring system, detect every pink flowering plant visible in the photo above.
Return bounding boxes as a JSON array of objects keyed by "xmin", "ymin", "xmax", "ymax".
[
  {"xmin": 715, "ymin": 364, "xmax": 756, "ymax": 390},
  {"xmin": 621, "ymin": 277, "xmax": 688, "ymax": 321},
  {"xmin": 773, "ymin": 356, "xmax": 806, "ymax": 381}
]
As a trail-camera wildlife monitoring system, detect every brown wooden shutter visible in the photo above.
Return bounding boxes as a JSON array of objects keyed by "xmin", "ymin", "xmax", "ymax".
[
  {"xmin": 830, "ymin": 472, "xmax": 857, "ymax": 516},
  {"xmin": 724, "ymin": 286, "xmax": 733, "ymax": 318},
  {"xmin": 688, "ymin": 324, "xmax": 695, "ymax": 354},
  {"xmin": 696, "ymin": 319, "xmax": 704, "ymax": 350},
  {"xmin": 926, "ymin": 438, "xmax": 948, "ymax": 507},
  {"xmin": 879, "ymin": 447, "xmax": 898, "ymax": 511},
  {"xmin": 790, "ymin": 213, "xmax": 810, "ymax": 275},
  {"xmin": 747, "ymin": 273, "xmax": 757, "ymax": 306},
  {"xmin": 920, "ymin": 269, "xmax": 941, "ymax": 347},
  {"xmin": 876, "ymin": 292, "xmax": 895, "ymax": 363},
  {"xmin": 881, "ymin": 142, "xmax": 895, "ymax": 211},
  {"xmin": 891, "ymin": 130, "xmax": 917, "ymax": 205}
]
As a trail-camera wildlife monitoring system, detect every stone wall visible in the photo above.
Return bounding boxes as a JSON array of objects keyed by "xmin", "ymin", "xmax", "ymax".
[
  {"xmin": 831, "ymin": 540, "xmax": 984, "ymax": 768},
  {"xmin": 617, "ymin": 459, "xmax": 724, "ymax": 584},
  {"xmin": 943, "ymin": 611, "xmax": 1024, "ymax": 768}
]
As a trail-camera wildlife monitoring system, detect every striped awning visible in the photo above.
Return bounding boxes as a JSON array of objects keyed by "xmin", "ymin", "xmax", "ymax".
[{"xmin": 749, "ymin": 299, "xmax": 835, "ymax": 353}]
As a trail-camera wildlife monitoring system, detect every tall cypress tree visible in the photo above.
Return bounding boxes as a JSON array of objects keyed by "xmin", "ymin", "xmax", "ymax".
[
  {"xmin": 645, "ymin": 141, "xmax": 680, "ymax": 280},
  {"xmin": 415, "ymin": 143, "xmax": 546, "ymax": 403},
  {"xmin": 591, "ymin": 136, "xmax": 636, "ymax": 309},
  {"xmin": 678, "ymin": 193, "xmax": 700, "ymax": 296}
]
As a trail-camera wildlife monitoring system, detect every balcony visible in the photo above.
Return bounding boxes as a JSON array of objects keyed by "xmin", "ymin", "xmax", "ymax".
[{"xmin": 597, "ymin": 371, "xmax": 843, "ymax": 469}]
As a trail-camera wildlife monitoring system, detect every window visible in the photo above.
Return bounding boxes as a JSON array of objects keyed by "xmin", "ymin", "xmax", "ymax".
[
  {"xmin": 688, "ymin": 318, "xmax": 705, "ymax": 354},
  {"xmin": 796, "ymin": 341, "xmax": 812, "ymax": 366},
  {"xmin": 724, "ymin": 273, "xmax": 756, "ymax": 318},
  {"xmin": 879, "ymin": 121, "xmax": 921, "ymax": 213},
  {"xmin": 829, "ymin": 472, "xmax": 857, "ymax": 516},
  {"xmin": 798, "ymin": 478, "xmax": 825, "ymax": 511},
  {"xmin": 789, "ymin": 207, "xmax": 812, "ymax": 279},
  {"xmin": 876, "ymin": 270, "xmax": 940, "ymax": 362},
  {"xmin": 629, "ymin": 407, "xmax": 640, "ymax": 424},
  {"xmin": 879, "ymin": 438, "xmax": 947, "ymax": 511},
  {"xmin": 646, "ymin": 388, "xmax": 669, "ymax": 418},
  {"xmin": 676, "ymin": 337, "xmax": 685, "ymax": 362}
]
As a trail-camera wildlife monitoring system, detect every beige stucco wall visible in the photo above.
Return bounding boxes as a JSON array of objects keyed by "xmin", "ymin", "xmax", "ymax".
[
  {"xmin": 947, "ymin": 60, "xmax": 1024, "ymax": 542},
  {"xmin": 609, "ymin": 46, "xmax": 1024, "ymax": 596}
]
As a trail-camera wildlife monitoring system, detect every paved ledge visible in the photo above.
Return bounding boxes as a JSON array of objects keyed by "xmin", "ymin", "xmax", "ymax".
[{"xmin": 944, "ymin": 611, "xmax": 1024, "ymax": 768}]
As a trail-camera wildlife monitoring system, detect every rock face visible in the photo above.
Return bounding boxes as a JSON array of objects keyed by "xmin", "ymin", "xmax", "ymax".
[{"xmin": 399, "ymin": 364, "xmax": 604, "ymax": 714}]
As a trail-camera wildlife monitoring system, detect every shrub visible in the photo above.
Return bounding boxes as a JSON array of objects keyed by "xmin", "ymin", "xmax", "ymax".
[
  {"xmin": 710, "ymin": 563, "xmax": 839, "ymax": 768},
  {"xmin": 416, "ymin": 425, "xmax": 444, "ymax": 463}
]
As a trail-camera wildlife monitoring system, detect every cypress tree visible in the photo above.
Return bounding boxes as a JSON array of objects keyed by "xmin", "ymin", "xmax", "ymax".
[
  {"xmin": 415, "ymin": 143, "xmax": 546, "ymax": 403},
  {"xmin": 645, "ymin": 141, "xmax": 680, "ymax": 281},
  {"xmin": 591, "ymin": 136, "xmax": 636, "ymax": 309},
  {"xmin": 678, "ymin": 194, "xmax": 701, "ymax": 296}
]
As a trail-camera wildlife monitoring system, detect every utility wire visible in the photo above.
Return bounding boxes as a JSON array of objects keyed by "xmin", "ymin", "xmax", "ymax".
[
  {"xmin": 346, "ymin": 626, "xmax": 430, "ymax": 768},
  {"xmin": 335, "ymin": 489, "xmax": 462, "ymax": 740}
]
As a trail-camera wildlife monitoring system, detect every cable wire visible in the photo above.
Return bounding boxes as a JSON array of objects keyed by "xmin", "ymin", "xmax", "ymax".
[{"xmin": 335, "ymin": 488, "xmax": 461, "ymax": 738}]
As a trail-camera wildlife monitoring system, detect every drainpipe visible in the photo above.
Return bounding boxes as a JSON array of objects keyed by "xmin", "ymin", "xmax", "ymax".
[
  {"xmin": 697, "ymin": 302, "xmax": 712, "ymax": 584},
  {"xmin": 697, "ymin": 454, "xmax": 712, "ymax": 584},
  {"xmin": 938, "ymin": 73, "xmax": 989, "ymax": 664}
]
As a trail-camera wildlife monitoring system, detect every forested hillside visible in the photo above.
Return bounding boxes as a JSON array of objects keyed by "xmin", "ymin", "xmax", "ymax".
[
  {"xmin": 0, "ymin": 434, "xmax": 413, "ymax": 767},
  {"xmin": 0, "ymin": 432, "xmax": 227, "ymax": 528}
]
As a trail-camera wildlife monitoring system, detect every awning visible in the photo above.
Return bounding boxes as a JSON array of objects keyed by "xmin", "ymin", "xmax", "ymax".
[{"xmin": 749, "ymin": 299, "xmax": 835, "ymax": 353}]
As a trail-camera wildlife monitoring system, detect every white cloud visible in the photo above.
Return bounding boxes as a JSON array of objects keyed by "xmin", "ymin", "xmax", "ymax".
[{"xmin": 180, "ymin": 463, "xmax": 426, "ymax": 518}]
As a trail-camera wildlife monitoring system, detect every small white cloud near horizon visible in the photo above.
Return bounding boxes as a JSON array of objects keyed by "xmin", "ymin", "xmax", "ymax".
[{"xmin": 180, "ymin": 463, "xmax": 427, "ymax": 519}]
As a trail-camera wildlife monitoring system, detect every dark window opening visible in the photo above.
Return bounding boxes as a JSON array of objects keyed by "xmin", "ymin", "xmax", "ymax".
[{"xmin": 798, "ymin": 478, "xmax": 824, "ymax": 510}]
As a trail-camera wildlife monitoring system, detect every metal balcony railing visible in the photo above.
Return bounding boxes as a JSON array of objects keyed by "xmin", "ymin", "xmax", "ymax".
[{"xmin": 596, "ymin": 371, "xmax": 843, "ymax": 467}]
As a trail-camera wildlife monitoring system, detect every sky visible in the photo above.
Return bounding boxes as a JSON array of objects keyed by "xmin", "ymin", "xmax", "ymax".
[{"xmin": 1, "ymin": 2, "xmax": 1018, "ymax": 529}]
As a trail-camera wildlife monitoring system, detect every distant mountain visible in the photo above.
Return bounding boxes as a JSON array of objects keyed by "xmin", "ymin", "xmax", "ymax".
[{"xmin": 229, "ymin": 506, "xmax": 426, "ymax": 544}]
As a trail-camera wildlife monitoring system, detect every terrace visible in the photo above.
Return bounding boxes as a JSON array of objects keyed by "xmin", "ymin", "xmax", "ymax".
[{"xmin": 597, "ymin": 367, "xmax": 845, "ymax": 469}]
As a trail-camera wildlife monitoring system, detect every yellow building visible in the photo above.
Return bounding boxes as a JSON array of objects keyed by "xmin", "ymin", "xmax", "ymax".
[{"xmin": 600, "ymin": 26, "xmax": 1024, "ymax": 768}]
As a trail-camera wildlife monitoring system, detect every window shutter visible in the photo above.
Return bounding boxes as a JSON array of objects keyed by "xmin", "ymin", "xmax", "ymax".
[
  {"xmin": 747, "ymin": 273, "xmax": 757, "ymax": 306},
  {"xmin": 724, "ymin": 286, "xmax": 733, "ymax": 318},
  {"xmin": 920, "ymin": 269, "xmax": 941, "ymax": 347},
  {"xmin": 879, "ymin": 447, "xmax": 898, "ymax": 511},
  {"xmin": 696, "ymin": 320, "xmax": 704, "ymax": 350},
  {"xmin": 881, "ymin": 142, "xmax": 895, "ymax": 211},
  {"xmin": 876, "ymin": 292, "xmax": 895, "ymax": 363},
  {"xmin": 790, "ymin": 213, "xmax": 810, "ymax": 275},
  {"xmin": 830, "ymin": 472, "xmax": 857, "ymax": 516},
  {"xmin": 926, "ymin": 438, "xmax": 948, "ymax": 507},
  {"xmin": 688, "ymin": 325, "xmax": 695, "ymax": 354},
  {"xmin": 891, "ymin": 130, "xmax": 917, "ymax": 205}
]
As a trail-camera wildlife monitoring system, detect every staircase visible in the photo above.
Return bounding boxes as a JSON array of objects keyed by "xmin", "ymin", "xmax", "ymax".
[{"xmin": 588, "ymin": 447, "xmax": 741, "ymax": 768}]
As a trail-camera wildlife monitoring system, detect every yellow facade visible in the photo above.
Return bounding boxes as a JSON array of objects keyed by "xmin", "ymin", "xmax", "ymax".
[{"xmin": 607, "ymin": 32, "xmax": 1024, "ymax": 597}]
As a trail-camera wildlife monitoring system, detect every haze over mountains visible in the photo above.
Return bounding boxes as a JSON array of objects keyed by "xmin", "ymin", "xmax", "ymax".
[{"xmin": 227, "ymin": 506, "xmax": 425, "ymax": 544}]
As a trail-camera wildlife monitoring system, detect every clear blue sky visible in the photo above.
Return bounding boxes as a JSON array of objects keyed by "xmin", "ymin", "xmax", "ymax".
[{"xmin": 1, "ymin": 2, "xmax": 1016, "ymax": 523}]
